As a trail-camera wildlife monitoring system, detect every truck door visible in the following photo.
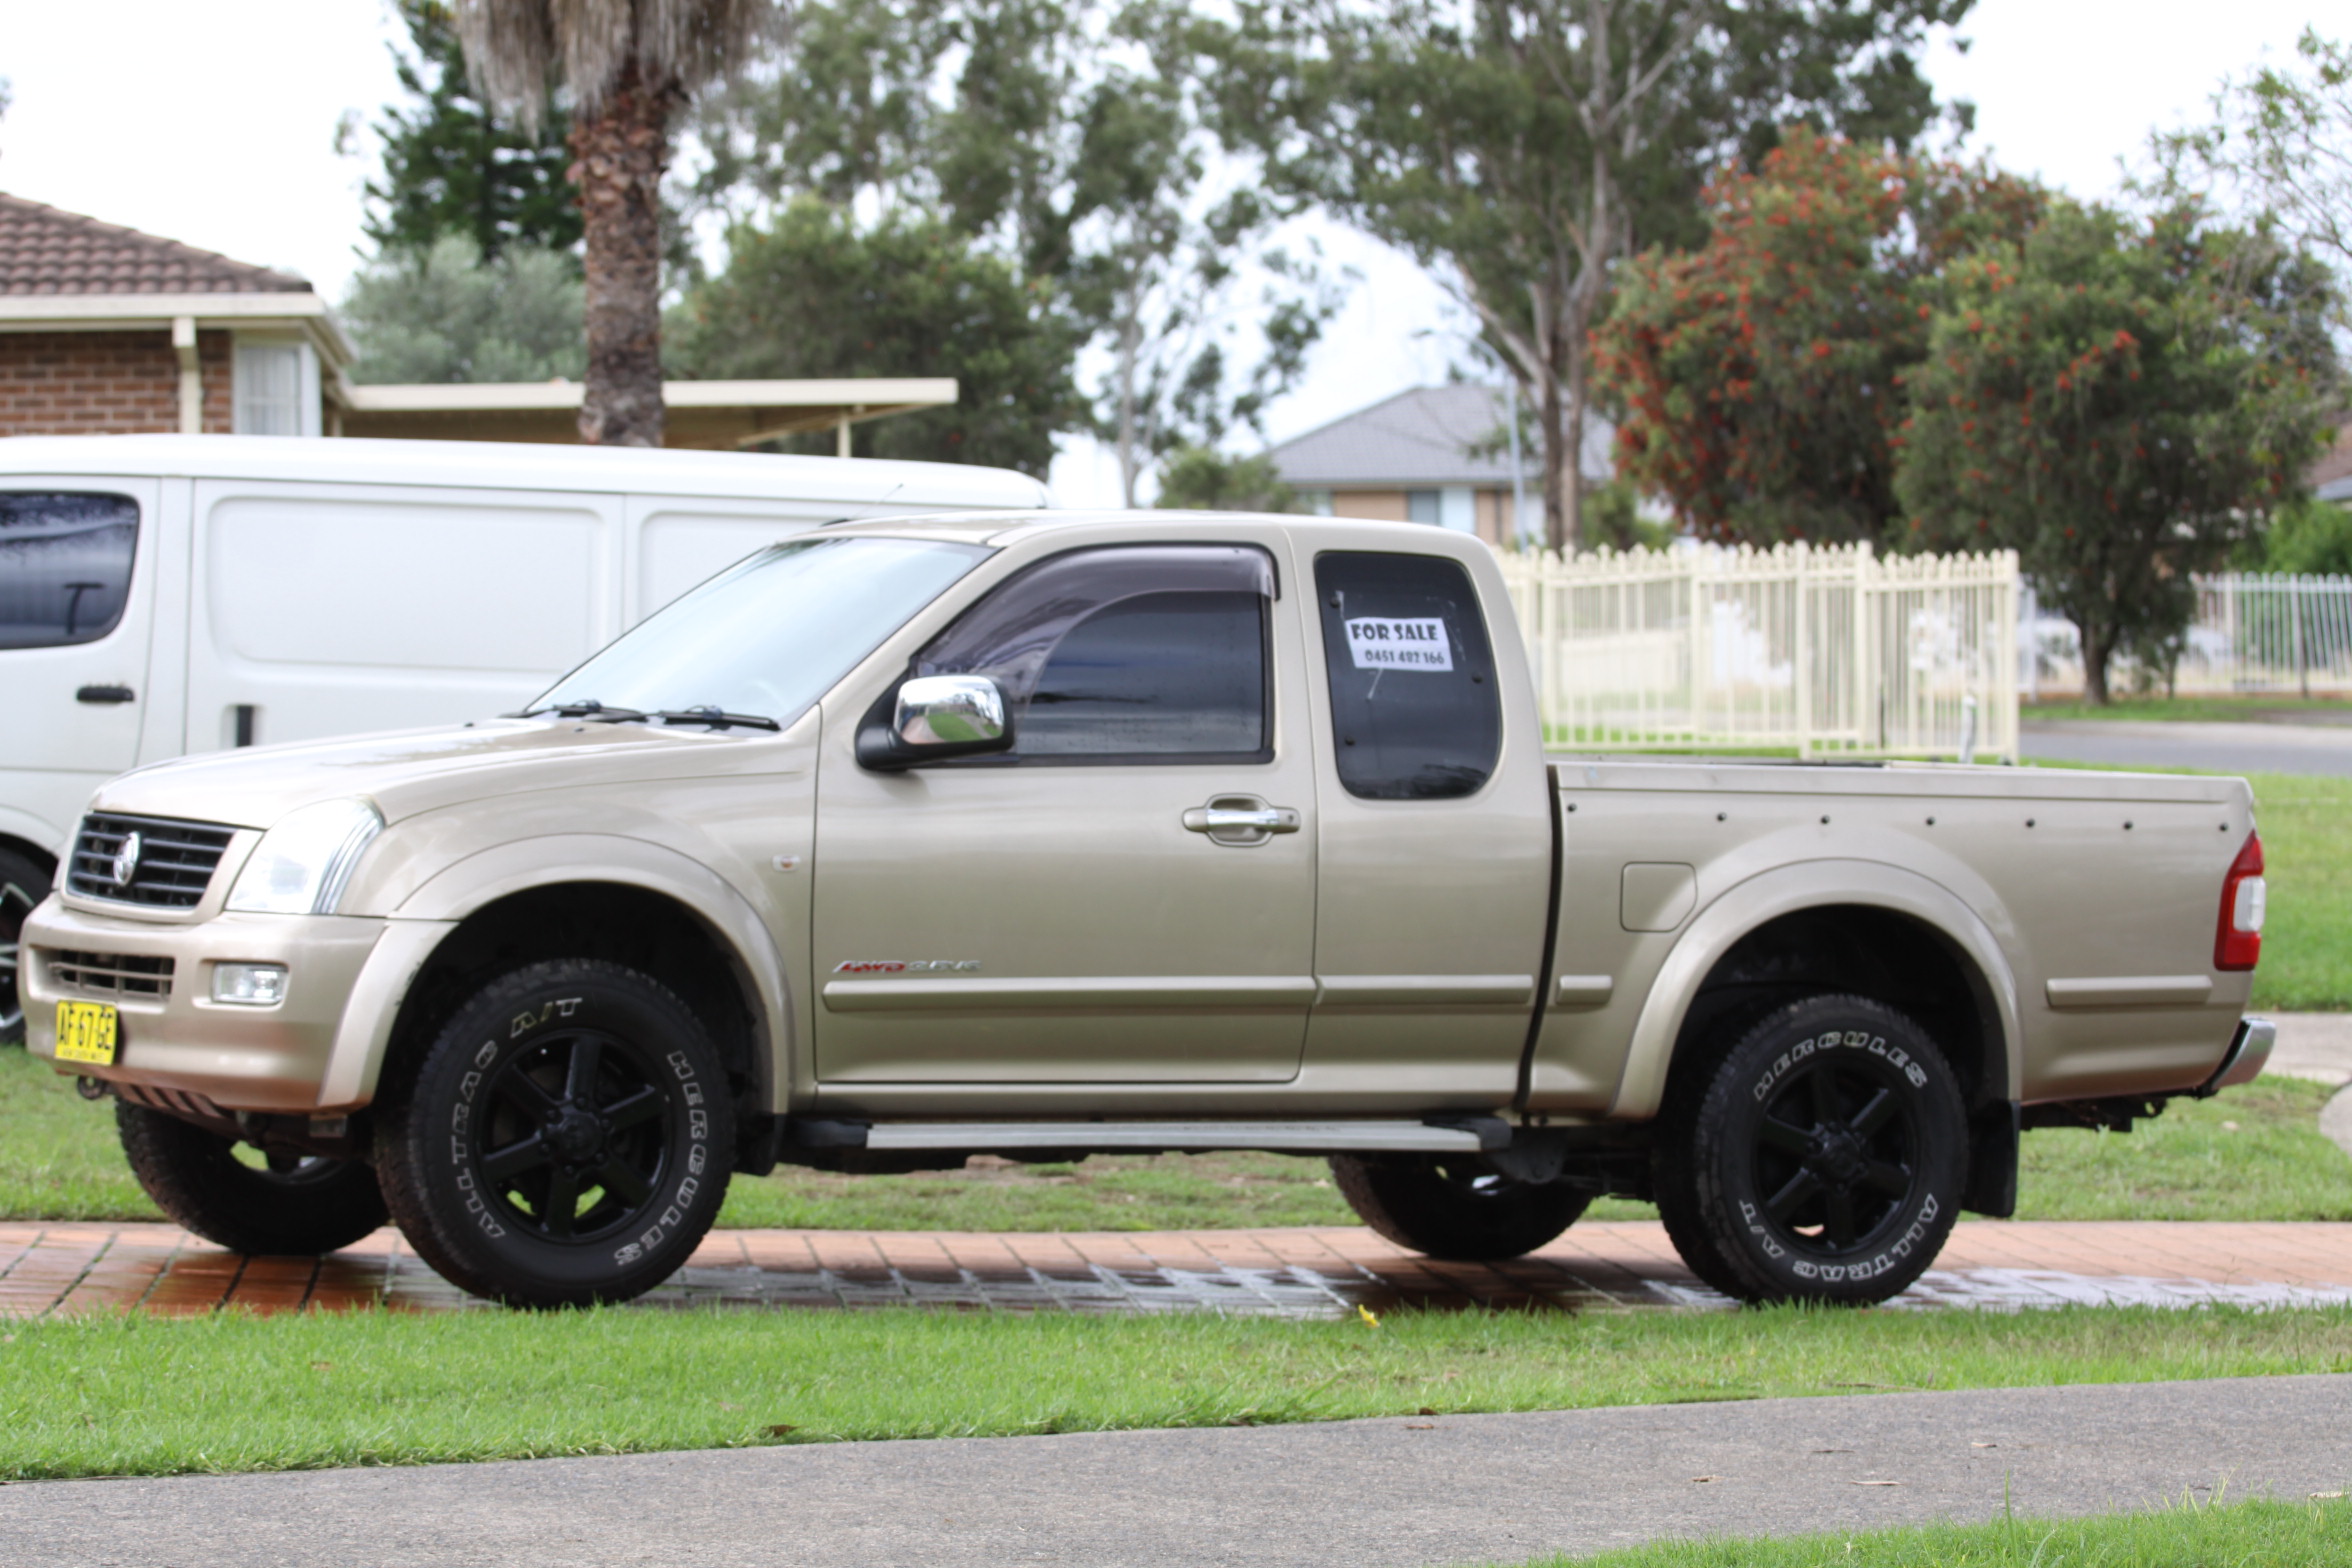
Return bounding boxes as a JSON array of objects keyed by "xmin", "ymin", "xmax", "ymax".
[
  {"xmin": 1299, "ymin": 549, "xmax": 1554, "ymax": 1102},
  {"xmin": 811, "ymin": 539, "xmax": 1319, "ymax": 1083},
  {"xmin": 0, "ymin": 481, "xmax": 162, "ymax": 853}
]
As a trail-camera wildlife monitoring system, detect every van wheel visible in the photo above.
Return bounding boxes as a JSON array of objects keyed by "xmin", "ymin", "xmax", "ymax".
[
  {"xmin": 1654, "ymin": 993, "xmax": 1966, "ymax": 1306},
  {"xmin": 117, "ymin": 1102, "xmax": 388, "ymax": 1255},
  {"xmin": 374, "ymin": 959, "xmax": 734, "ymax": 1309},
  {"xmin": 1329, "ymin": 1153, "xmax": 1590, "ymax": 1261},
  {"xmin": 0, "ymin": 845, "xmax": 51, "ymax": 1047}
]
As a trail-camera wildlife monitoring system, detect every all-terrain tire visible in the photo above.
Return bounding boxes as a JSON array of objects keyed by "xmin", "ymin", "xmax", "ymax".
[
  {"xmin": 374, "ymin": 959, "xmax": 734, "ymax": 1309},
  {"xmin": 0, "ymin": 844, "xmax": 52, "ymax": 1047},
  {"xmin": 1329, "ymin": 1153, "xmax": 1591, "ymax": 1261},
  {"xmin": 1653, "ymin": 993, "xmax": 1967, "ymax": 1306},
  {"xmin": 117, "ymin": 1101, "xmax": 388, "ymax": 1255}
]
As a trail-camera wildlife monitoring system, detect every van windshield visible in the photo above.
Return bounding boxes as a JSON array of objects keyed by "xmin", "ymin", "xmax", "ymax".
[{"xmin": 530, "ymin": 536, "xmax": 989, "ymax": 726}]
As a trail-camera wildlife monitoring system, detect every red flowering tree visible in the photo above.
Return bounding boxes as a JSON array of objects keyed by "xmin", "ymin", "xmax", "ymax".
[
  {"xmin": 1895, "ymin": 200, "xmax": 2341, "ymax": 703},
  {"xmin": 1593, "ymin": 129, "xmax": 2040, "ymax": 545}
]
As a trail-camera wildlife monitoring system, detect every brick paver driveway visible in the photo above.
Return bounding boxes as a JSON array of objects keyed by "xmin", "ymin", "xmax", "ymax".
[{"xmin": 6, "ymin": 1219, "xmax": 2352, "ymax": 1317}]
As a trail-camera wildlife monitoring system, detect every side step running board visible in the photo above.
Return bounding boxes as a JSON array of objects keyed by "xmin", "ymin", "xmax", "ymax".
[{"xmin": 788, "ymin": 1117, "xmax": 1510, "ymax": 1155}]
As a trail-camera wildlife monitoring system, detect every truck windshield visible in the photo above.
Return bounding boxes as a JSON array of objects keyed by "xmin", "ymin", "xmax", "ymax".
[{"xmin": 530, "ymin": 536, "xmax": 989, "ymax": 726}]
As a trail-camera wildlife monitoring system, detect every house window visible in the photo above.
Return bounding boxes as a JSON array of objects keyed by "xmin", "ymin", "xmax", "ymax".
[
  {"xmin": 1438, "ymin": 486, "xmax": 1476, "ymax": 533},
  {"xmin": 234, "ymin": 343, "xmax": 317, "ymax": 436},
  {"xmin": 1406, "ymin": 489, "xmax": 1442, "ymax": 525}
]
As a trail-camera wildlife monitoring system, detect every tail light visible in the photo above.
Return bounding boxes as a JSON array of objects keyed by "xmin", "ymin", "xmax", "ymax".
[{"xmin": 2215, "ymin": 832, "xmax": 2265, "ymax": 971}]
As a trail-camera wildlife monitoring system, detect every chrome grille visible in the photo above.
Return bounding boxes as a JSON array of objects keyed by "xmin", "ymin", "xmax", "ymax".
[
  {"xmin": 66, "ymin": 813, "xmax": 236, "ymax": 909},
  {"xmin": 50, "ymin": 949, "xmax": 175, "ymax": 999}
]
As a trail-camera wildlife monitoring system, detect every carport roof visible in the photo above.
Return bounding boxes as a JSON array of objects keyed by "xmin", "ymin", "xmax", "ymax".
[{"xmin": 338, "ymin": 377, "xmax": 961, "ymax": 451}]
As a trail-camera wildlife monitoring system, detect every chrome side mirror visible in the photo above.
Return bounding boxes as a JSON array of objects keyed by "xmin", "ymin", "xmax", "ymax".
[
  {"xmin": 856, "ymin": 674, "xmax": 1014, "ymax": 770},
  {"xmin": 895, "ymin": 675, "xmax": 1006, "ymax": 747}
]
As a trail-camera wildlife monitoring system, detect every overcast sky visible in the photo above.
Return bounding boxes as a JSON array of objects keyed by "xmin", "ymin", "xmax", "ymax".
[{"xmin": 0, "ymin": 0, "xmax": 2331, "ymax": 502}]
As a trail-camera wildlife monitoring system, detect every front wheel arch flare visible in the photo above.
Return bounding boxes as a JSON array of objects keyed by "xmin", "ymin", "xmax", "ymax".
[{"xmin": 360, "ymin": 836, "xmax": 792, "ymax": 1113}]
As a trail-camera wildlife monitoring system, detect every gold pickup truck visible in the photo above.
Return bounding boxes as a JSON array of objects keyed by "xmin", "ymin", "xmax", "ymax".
[{"xmin": 21, "ymin": 513, "xmax": 2273, "ymax": 1308}]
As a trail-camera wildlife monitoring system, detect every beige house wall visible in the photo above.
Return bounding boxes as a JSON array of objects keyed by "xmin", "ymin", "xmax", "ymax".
[
  {"xmin": 1329, "ymin": 489, "xmax": 1409, "ymax": 523},
  {"xmin": 1329, "ymin": 485, "xmax": 1520, "ymax": 550}
]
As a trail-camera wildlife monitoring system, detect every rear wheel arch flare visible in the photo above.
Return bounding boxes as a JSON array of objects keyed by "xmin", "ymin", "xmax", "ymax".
[
  {"xmin": 1669, "ymin": 903, "xmax": 2007, "ymax": 1115},
  {"xmin": 1609, "ymin": 862, "xmax": 2022, "ymax": 1121}
]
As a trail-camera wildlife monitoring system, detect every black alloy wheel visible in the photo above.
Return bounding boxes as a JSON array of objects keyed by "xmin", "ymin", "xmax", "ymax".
[
  {"xmin": 0, "ymin": 845, "xmax": 51, "ymax": 1047},
  {"xmin": 1655, "ymin": 993, "xmax": 1966, "ymax": 1306},
  {"xmin": 475, "ymin": 1025, "xmax": 674, "ymax": 1243},
  {"xmin": 376, "ymin": 959, "xmax": 734, "ymax": 1308},
  {"xmin": 1329, "ymin": 1152, "xmax": 1591, "ymax": 1261}
]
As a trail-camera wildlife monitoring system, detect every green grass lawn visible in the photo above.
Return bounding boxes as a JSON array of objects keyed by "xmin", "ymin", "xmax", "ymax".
[
  {"xmin": 7, "ymin": 1044, "xmax": 2344, "ymax": 1228},
  {"xmin": 0, "ymin": 1301, "xmax": 2347, "ymax": 1481},
  {"xmin": 1522, "ymin": 1497, "xmax": 2352, "ymax": 1568}
]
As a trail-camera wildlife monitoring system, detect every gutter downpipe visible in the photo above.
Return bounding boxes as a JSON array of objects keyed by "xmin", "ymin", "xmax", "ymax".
[{"xmin": 172, "ymin": 317, "xmax": 201, "ymax": 434}]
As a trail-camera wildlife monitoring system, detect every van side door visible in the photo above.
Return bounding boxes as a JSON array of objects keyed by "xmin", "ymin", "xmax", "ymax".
[{"xmin": 185, "ymin": 479, "xmax": 623, "ymax": 752}]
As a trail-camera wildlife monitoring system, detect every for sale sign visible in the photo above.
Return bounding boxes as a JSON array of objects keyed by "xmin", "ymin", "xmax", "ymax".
[{"xmin": 1344, "ymin": 617, "xmax": 1453, "ymax": 671}]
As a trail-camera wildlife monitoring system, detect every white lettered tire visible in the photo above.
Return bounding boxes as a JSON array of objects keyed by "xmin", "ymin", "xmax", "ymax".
[
  {"xmin": 375, "ymin": 959, "xmax": 734, "ymax": 1308},
  {"xmin": 1654, "ymin": 993, "xmax": 1966, "ymax": 1306}
]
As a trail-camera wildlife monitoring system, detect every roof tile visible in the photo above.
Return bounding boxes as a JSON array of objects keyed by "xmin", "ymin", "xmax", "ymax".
[{"xmin": 0, "ymin": 192, "xmax": 311, "ymax": 297}]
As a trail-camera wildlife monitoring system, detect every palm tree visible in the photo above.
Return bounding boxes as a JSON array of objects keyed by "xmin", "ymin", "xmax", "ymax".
[{"xmin": 454, "ymin": 0, "xmax": 767, "ymax": 445}]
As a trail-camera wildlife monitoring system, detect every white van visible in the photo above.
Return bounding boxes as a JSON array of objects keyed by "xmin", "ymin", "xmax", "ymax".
[{"xmin": 0, "ymin": 435, "xmax": 1049, "ymax": 1036}]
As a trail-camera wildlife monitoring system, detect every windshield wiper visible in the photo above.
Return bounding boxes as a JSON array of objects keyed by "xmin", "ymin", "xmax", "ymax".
[
  {"xmin": 514, "ymin": 701, "xmax": 649, "ymax": 722},
  {"xmin": 647, "ymin": 707, "xmax": 781, "ymax": 732}
]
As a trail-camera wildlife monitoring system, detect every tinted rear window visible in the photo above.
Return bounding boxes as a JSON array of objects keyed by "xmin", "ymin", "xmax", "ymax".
[{"xmin": 1314, "ymin": 551, "xmax": 1501, "ymax": 799}]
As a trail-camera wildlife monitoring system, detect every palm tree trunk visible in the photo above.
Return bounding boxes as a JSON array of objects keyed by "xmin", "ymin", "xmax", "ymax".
[{"xmin": 571, "ymin": 59, "xmax": 678, "ymax": 447}]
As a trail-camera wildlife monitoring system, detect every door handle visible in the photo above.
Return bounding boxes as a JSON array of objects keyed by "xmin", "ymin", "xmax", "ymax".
[
  {"xmin": 76, "ymin": 684, "xmax": 136, "ymax": 705},
  {"xmin": 1181, "ymin": 795, "xmax": 1301, "ymax": 847}
]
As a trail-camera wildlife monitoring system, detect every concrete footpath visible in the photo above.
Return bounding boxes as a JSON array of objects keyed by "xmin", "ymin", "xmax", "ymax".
[{"xmin": 1, "ymin": 1376, "xmax": 2346, "ymax": 1568}]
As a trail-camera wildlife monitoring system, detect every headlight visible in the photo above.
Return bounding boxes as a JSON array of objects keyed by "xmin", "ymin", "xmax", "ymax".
[{"xmin": 226, "ymin": 799, "xmax": 384, "ymax": 915}]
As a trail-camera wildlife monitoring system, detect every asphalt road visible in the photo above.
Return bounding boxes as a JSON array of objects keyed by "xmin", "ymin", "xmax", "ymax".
[
  {"xmin": 2022, "ymin": 719, "xmax": 2352, "ymax": 777},
  {"xmin": 3, "ymin": 1376, "xmax": 2347, "ymax": 1568}
]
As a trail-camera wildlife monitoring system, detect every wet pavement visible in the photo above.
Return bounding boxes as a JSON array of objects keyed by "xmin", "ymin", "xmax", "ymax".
[{"xmin": 6, "ymin": 1219, "xmax": 2352, "ymax": 1319}]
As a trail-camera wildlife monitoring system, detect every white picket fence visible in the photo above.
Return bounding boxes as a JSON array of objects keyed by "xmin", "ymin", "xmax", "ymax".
[
  {"xmin": 1496, "ymin": 542, "xmax": 2022, "ymax": 760},
  {"xmin": 2026, "ymin": 574, "xmax": 2352, "ymax": 698}
]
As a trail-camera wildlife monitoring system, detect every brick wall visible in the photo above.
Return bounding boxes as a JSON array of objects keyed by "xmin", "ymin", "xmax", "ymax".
[{"xmin": 0, "ymin": 327, "xmax": 234, "ymax": 437}]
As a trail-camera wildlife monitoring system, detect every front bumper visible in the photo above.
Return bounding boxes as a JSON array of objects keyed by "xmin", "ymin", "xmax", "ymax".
[
  {"xmin": 21, "ymin": 898, "xmax": 387, "ymax": 1113},
  {"xmin": 2200, "ymin": 1015, "xmax": 2277, "ymax": 1094}
]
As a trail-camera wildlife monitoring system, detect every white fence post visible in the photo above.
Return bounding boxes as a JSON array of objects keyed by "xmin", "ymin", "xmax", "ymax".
[{"xmin": 1495, "ymin": 540, "xmax": 2021, "ymax": 760}]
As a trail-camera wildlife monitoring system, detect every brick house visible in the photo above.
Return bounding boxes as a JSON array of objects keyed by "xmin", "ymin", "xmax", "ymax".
[
  {"xmin": 1266, "ymin": 384, "xmax": 1615, "ymax": 549},
  {"xmin": 0, "ymin": 193, "xmax": 351, "ymax": 438},
  {"xmin": 0, "ymin": 194, "xmax": 954, "ymax": 450}
]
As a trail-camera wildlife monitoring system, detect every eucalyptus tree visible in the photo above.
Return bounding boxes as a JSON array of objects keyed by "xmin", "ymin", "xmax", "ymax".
[
  {"xmin": 454, "ymin": 0, "xmax": 770, "ymax": 445},
  {"xmin": 687, "ymin": 0, "xmax": 1341, "ymax": 488},
  {"xmin": 1198, "ymin": 0, "xmax": 1973, "ymax": 550}
]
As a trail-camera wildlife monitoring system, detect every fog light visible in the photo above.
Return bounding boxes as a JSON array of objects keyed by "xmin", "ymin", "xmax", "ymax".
[{"xmin": 212, "ymin": 963, "xmax": 288, "ymax": 1006}]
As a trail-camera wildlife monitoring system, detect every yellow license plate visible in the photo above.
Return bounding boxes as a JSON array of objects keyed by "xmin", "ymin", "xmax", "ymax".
[{"xmin": 53, "ymin": 1001, "xmax": 119, "ymax": 1067}]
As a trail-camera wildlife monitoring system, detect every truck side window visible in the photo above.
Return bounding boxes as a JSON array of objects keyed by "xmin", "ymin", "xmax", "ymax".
[
  {"xmin": 1314, "ymin": 551, "xmax": 1501, "ymax": 799},
  {"xmin": 0, "ymin": 492, "xmax": 138, "ymax": 651},
  {"xmin": 915, "ymin": 544, "xmax": 1274, "ymax": 763}
]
